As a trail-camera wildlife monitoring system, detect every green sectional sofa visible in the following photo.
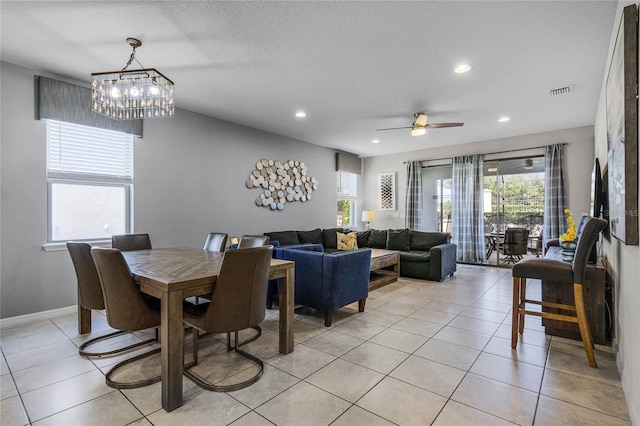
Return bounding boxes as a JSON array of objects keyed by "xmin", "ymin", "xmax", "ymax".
[{"xmin": 264, "ymin": 228, "xmax": 457, "ymax": 282}]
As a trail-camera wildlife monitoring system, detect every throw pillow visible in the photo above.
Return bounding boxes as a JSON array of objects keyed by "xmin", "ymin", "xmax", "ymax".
[
  {"xmin": 367, "ymin": 229, "xmax": 388, "ymax": 249},
  {"xmin": 387, "ymin": 229, "xmax": 411, "ymax": 251},
  {"xmin": 356, "ymin": 230, "xmax": 371, "ymax": 248},
  {"xmin": 337, "ymin": 232, "xmax": 358, "ymax": 251},
  {"xmin": 322, "ymin": 227, "xmax": 345, "ymax": 249},
  {"xmin": 263, "ymin": 231, "xmax": 300, "ymax": 246},
  {"xmin": 297, "ymin": 228, "xmax": 323, "ymax": 244},
  {"xmin": 409, "ymin": 230, "xmax": 449, "ymax": 251}
]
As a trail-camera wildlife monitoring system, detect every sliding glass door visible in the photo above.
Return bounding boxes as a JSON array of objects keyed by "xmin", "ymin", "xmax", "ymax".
[
  {"xmin": 483, "ymin": 157, "xmax": 545, "ymax": 266},
  {"xmin": 423, "ymin": 159, "xmax": 544, "ymax": 267}
]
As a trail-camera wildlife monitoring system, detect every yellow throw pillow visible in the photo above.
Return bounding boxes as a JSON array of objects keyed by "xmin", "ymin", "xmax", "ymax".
[{"xmin": 337, "ymin": 232, "xmax": 358, "ymax": 251}]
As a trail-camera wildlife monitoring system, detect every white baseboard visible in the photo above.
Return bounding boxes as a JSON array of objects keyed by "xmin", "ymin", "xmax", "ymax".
[{"xmin": 0, "ymin": 305, "xmax": 76, "ymax": 329}]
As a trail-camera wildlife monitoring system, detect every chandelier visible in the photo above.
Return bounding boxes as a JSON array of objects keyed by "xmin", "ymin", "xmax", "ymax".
[{"xmin": 91, "ymin": 38, "xmax": 174, "ymax": 120}]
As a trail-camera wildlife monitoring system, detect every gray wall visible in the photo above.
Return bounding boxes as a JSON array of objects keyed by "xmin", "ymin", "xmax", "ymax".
[
  {"xmin": 363, "ymin": 126, "xmax": 595, "ymax": 231},
  {"xmin": 0, "ymin": 61, "xmax": 337, "ymax": 319}
]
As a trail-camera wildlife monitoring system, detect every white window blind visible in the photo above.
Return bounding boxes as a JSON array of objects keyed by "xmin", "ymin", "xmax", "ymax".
[
  {"xmin": 46, "ymin": 120, "xmax": 133, "ymax": 182},
  {"xmin": 337, "ymin": 171, "xmax": 357, "ymax": 199}
]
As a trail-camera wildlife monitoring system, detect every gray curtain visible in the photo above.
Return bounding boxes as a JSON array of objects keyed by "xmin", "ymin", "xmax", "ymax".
[
  {"xmin": 405, "ymin": 161, "xmax": 423, "ymax": 230},
  {"xmin": 452, "ymin": 154, "xmax": 486, "ymax": 263},
  {"xmin": 543, "ymin": 144, "xmax": 566, "ymax": 243}
]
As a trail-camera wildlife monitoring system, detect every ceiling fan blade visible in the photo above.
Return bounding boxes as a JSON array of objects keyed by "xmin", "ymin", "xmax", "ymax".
[
  {"xmin": 413, "ymin": 113, "xmax": 428, "ymax": 127},
  {"xmin": 376, "ymin": 126, "xmax": 413, "ymax": 131},
  {"xmin": 426, "ymin": 122, "xmax": 464, "ymax": 128}
]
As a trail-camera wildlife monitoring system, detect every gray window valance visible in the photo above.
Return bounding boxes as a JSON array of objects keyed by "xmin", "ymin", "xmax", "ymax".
[
  {"xmin": 335, "ymin": 152, "xmax": 361, "ymax": 175},
  {"xmin": 36, "ymin": 76, "xmax": 143, "ymax": 137}
]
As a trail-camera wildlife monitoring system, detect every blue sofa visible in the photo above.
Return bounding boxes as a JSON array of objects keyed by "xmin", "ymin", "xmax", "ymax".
[{"xmin": 273, "ymin": 244, "xmax": 371, "ymax": 326}]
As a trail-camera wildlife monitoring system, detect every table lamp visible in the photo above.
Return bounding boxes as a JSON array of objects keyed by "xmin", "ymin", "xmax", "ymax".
[{"xmin": 361, "ymin": 210, "xmax": 375, "ymax": 230}]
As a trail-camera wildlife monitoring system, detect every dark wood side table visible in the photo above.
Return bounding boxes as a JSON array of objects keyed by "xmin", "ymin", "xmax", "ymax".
[{"xmin": 542, "ymin": 246, "xmax": 608, "ymax": 344}]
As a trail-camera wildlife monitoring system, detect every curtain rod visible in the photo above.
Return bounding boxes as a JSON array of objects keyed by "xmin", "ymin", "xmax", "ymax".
[{"xmin": 402, "ymin": 143, "xmax": 566, "ymax": 164}]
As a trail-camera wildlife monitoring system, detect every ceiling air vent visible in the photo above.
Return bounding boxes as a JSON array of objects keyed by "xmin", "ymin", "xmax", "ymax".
[{"xmin": 549, "ymin": 86, "xmax": 572, "ymax": 96}]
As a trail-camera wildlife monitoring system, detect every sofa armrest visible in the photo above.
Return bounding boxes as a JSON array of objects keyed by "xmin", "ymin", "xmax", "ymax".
[
  {"xmin": 429, "ymin": 243, "xmax": 457, "ymax": 281},
  {"xmin": 274, "ymin": 243, "xmax": 322, "ymax": 259}
]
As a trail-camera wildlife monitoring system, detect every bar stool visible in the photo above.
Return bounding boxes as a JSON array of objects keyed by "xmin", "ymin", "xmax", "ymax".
[{"xmin": 511, "ymin": 217, "xmax": 607, "ymax": 368}]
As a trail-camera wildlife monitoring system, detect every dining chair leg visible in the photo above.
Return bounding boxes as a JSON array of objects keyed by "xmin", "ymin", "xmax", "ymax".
[
  {"xmin": 192, "ymin": 329, "xmax": 199, "ymax": 364},
  {"xmin": 511, "ymin": 276, "xmax": 520, "ymax": 349},
  {"xmin": 183, "ymin": 329, "xmax": 265, "ymax": 392},
  {"xmin": 574, "ymin": 283, "xmax": 597, "ymax": 368},
  {"xmin": 105, "ymin": 347, "xmax": 162, "ymax": 389},
  {"xmin": 237, "ymin": 326, "xmax": 262, "ymax": 347},
  {"xmin": 518, "ymin": 277, "xmax": 526, "ymax": 334},
  {"xmin": 80, "ymin": 328, "xmax": 159, "ymax": 357}
]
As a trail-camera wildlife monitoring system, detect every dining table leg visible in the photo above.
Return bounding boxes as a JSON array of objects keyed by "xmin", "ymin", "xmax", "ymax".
[
  {"xmin": 161, "ymin": 289, "xmax": 184, "ymax": 412},
  {"xmin": 279, "ymin": 266, "xmax": 295, "ymax": 354}
]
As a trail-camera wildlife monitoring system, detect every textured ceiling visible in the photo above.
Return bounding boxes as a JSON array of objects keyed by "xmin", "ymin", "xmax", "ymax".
[{"xmin": 1, "ymin": 1, "xmax": 617, "ymax": 157}]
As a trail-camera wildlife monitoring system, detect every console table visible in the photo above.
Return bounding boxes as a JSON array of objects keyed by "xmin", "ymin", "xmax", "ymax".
[{"xmin": 542, "ymin": 246, "xmax": 608, "ymax": 344}]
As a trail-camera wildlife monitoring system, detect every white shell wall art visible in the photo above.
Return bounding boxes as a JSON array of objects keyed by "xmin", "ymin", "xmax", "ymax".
[{"xmin": 246, "ymin": 159, "xmax": 319, "ymax": 210}]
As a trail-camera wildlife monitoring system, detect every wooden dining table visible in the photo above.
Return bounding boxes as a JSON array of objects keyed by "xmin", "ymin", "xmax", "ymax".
[{"xmin": 80, "ymin": 247, "xmax": 295, "ymax": 412}]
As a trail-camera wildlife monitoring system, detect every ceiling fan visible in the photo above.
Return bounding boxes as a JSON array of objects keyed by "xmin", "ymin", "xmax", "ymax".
[{"xmin": 376, "ymin": 113, "xmax": 464, "ymax": 136}]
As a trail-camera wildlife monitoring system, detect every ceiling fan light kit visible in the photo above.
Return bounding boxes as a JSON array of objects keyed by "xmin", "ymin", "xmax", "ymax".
[
  {"xmin": 91, "ymin": 38, "xmax": 175, "ymax": 121},
  {"xmin": 454, "ymin": 64, "xmax": 472, "ymax": 73},
  {"xmin": 376, "ymin": 112, "xmax": 463, "ymax": 136}
]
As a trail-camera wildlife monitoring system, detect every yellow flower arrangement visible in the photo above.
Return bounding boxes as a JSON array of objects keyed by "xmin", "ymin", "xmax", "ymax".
[{"xmin": 560, "ymin": 208, "xmax": 577, "ymax": 242}]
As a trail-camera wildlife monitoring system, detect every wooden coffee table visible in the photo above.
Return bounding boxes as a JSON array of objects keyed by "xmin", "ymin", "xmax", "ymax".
[{"xmin": 369, "ymin": 249, "xmax": 400, "ymax": 290}]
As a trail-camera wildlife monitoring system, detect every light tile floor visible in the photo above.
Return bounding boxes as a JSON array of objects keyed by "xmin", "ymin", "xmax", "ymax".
[{"xmin": 0, "ymin": 264, "xmax": 631, "ymax": 425}]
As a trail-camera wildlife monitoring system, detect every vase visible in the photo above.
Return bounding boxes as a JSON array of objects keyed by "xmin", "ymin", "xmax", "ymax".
[{"xmin": 560, "ymin": 240, "xmax": 577, "ymax": 263}]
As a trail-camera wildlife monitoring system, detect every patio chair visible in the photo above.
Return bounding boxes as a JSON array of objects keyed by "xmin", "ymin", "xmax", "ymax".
[{"xmin": 500, "ymin": 228, "xmax": 529, "ymax": 265}]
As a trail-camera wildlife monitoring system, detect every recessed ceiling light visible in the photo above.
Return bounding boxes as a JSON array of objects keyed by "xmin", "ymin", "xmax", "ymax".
[
  {"xmin": 295, "ymin": 111, "xmax": 306, "ymax": 118},
  {"xmin": 454, "ymin": 64, "xmax": 471, "ymax": 73},
  {"xmin": 498, "ymin": 116, "xmax": 510, "ymax": 122},
  {"xmin": 372, "ymin": 139, "xmax": 380, "ymax": 144}
]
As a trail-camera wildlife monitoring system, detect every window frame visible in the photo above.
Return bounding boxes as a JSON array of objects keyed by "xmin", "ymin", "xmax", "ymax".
[
  {"xmin": 47, "ymin": 178, "xmax": 132, "ymax": 243},
  {"xmin": 44, "ymin": 120, "xmax": 134, "ymax": 247},
  {"xmin": 336, "ymin": 170, "xmax": 358, "ymax": 227}
]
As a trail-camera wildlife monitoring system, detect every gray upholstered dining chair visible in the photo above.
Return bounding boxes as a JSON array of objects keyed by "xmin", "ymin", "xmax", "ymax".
[
  {"xmin": 500, "ymin": 228, "xmax": 529, "ymax": 264},
  {"xmin": 67, "ymin": 242, "xmax": 157, "ymax": 356},
  {"xmin": 203, "ymin": 232, "xmax": 228, "ymax": 252},
  {"xmin": 238, "ymin": 235, "xmax": 270, "ymax": 249},
  {"xmin": 183, "ymin": 245, "xmax": 273, "ymax": 392},
  {"xmin": 111, "ymin": 233, "xmax": 152, "ymax": 252},
  {"xmin": 91, "ymin": 247, "xmax": 162, "ymax": 388},
  {"xmin": 511, "ymin": 217, "xmax": 607, "ymax": 368}
]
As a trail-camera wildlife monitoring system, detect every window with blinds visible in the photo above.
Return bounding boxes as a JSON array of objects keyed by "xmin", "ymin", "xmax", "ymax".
[
  {"xmin": 337, "ymin": 171, "xmax": 357, "ymax": 226},
  {"xmin": 46, "ymin": 120, "xmax": 133, "ymax": 242}
]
